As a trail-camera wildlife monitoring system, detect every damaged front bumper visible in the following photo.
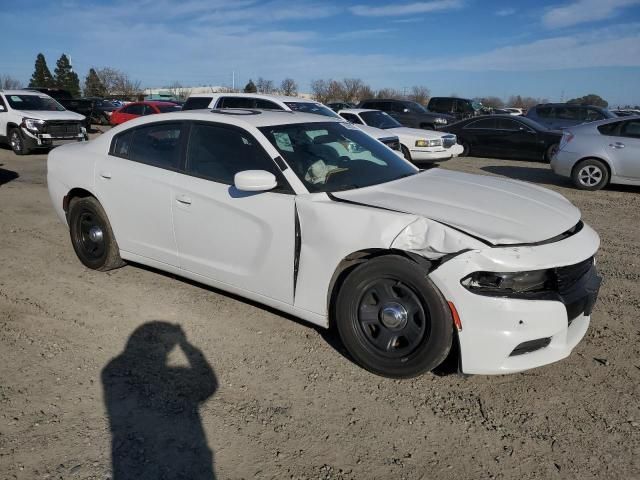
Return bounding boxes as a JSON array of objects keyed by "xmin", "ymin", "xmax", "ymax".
[{"xmin": 427, "ymin": 222, "xmax": 601, "ymax": 375}]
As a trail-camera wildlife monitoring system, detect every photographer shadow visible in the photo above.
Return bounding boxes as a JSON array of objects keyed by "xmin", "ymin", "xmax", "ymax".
[{"xmin": 102, "ymin": 321, "xmax": 217, "ymax": 479}]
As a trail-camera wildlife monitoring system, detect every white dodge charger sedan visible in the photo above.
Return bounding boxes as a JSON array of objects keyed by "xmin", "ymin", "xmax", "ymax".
[
  {"xmin": 338, "ymin": 108, "xmax": 464, "ymax": 162},
  {"xmin": 47, "ymin": 109, "xmax": 601, "ymax": 377}
]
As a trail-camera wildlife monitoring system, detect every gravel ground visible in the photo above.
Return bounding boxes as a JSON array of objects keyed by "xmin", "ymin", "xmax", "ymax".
[{"xmin": 0, "ymin": 135, "xmax": 638, "ymax": 480}]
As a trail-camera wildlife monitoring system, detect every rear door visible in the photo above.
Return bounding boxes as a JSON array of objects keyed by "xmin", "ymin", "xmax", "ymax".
[
  {"xmin": 611, "ymin": 119, "xmax": 640, "ymax": 179},
  {"xmin": 171, "ymin": 122, "xmax": 296, "ymax": 303},
  {"xmin": 461, "ymin": 118, "xmax": 497, "ymax": 156},
  {"xmin": 96, "ymin": 121, "xmax": 184, "ymax": 266}
]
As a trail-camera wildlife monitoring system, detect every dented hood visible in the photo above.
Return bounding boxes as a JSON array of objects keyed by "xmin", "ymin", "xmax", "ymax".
[{"xmin": 332, "ymin": 169, "xmax": 581, "ymax": 245}]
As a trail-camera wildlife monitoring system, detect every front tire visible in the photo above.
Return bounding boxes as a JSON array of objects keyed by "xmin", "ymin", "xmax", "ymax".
[
  {"xmin": 572, "ymin": 158, "xmax": 609, "ymax": 191},
  {"xmin": 459, "ymin": 140, "xmax": 470, "ymax": 157},
  {"xmin": 68, "ymin": 196, "xmax": 125, "ymax": 271},
  {"xmin": 335, "ymin": 255, "xmax": 453, "ymax": 378},
  {"xmin": 401, "ymin": 145, "xmax": 412, "ymax": 161},
  {"xmin": 9, "ymin": 128, "xmax": 31, "ymax": 155}
]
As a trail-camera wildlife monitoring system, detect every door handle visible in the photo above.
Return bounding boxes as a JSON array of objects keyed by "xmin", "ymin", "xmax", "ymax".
[
  {"xmin": 176, "ymin": 194, "xmax": 192, "ymax": 205},
  {"xmin": 99, "ymin": 171, "xmax": 112, "ymax": 179},
  {"xmin": 609, "ymin": 142, "xmax": 625, "ymax": 149}
]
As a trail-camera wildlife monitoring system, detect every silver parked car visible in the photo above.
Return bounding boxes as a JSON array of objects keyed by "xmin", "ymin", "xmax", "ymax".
[{"xmin": 551, "ymin": 116, "xmax": 640, "ymax": 190}]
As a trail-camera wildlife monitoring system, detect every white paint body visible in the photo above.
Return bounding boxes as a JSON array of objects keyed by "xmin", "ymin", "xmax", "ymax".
[
  {"xmin": 47, "ymin": 110, "xmax": 600, "ymax": 375},
  {"xmin": 338, "ymin": 108, "xmax": 463, "ymax": 161}
]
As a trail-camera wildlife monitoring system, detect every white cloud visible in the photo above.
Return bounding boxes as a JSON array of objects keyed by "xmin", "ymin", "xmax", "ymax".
[
  {"xmin": 350, "ymin": 0, "xmax": 463, "ymax": 17},
  {"xmin": 496, "ymin": 8, "xmax": 516, "ymax": 16},
  {"xmin": 543, "ymin": 0, "xmax": 640, "ymax": 28}
]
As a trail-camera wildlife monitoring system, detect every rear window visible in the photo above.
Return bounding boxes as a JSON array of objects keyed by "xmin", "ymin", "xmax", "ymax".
[
  {"xmin": 182, "ymin": 97, "xmax": 213, "ymax": 110},
  {"xmin": 536, "ymin": 106, "xmax": 552, "ymax": 118}
]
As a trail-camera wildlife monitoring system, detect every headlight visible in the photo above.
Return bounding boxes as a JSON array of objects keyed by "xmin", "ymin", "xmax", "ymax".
[
  {"xmin": 461, "ymin": 270, "xmax": 550, "ymax": 294},
  {"xmin": 434, "ymin": 118, "xmax": 448, "ymax": 124},
  {"xmin": 22, "ymin": 118, "xmax": 45, "ymax": 132},
  {"xmin": 415, "ymin": 139, "xmax": 443, "ymax": 147}
]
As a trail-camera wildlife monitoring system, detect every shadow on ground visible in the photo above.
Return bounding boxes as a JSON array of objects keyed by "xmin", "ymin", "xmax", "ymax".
[
  {"xmin": 102, "ymin": 321, "xmax": 218, "ymax": 479},
  {"xmin": 481, "ymin": 165, "xmax": 571, "ymax": 187},
  {"xmin": 0, "ymin": 166, "xmax": 19, "ymax": 186}
]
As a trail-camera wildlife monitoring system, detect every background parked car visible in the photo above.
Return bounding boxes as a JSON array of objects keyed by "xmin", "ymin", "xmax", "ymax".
[
  {"xmin": 183, "ymin": 93, "xmax": 401, "ymax": 151},
  {"xmin": 339, "ymin": 108, "xmax": 462, "ymax": 162},
  {"xmin": 551, "ymin": 116, "xmax": 640, "ymax": 190},
  {"xmin": 327, "ymin": 101, "xmax": 356, "ymax": 112},
  {"xmin": 612, "ymin": 109, "xmax": 640, "ymax": 117},
  {"xmin": 503, "ymin": 107, "xmax": 524, "ymax": 116},
  {"xmin": 358, "ymin": 99, "xmax": 455, "ymax": 130},
  {"xmin": 526, "ymin": 103, "xmax": 616, "ymax": 129},
  {"xmin": 25, "ymin": 87, "xmax": 93, "ymax": 129},
  {"xmin": 86, "ymin": 98, "xmax": 118, "ymax": 125},
  {"xmin": 442, "ymin": 115, "xmax": 562, "ymax": 161},
  {"xmin": 426, "ymin": 97, "xmax": 480, "ymax": 120},
  {"xmin": 110, "ymin": 101, "xmax": 181, "ymax": 125}
]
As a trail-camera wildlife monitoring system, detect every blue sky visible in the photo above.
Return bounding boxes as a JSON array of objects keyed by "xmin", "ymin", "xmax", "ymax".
[{"xmin": 1, "ymin": 0, "xmax": 639, "ymax": 105}]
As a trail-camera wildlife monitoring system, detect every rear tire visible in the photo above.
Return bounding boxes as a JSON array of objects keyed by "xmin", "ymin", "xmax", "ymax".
[
  {"xmin": 571, "ymin": 158, "xmax": 609, "ymax": 191},
  {"xmin": 335, "ymin": 255, "xmax": 453, "ymax": 378},
  {"xmin": 544, "ymin": 143, "xmax": 559, "ymax": 163},
  {"xmin": 68, "ymin": 196, "xmax": 125, "ymax": 271}
]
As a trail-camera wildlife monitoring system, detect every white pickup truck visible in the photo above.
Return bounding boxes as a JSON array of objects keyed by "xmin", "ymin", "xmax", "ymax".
[{"xmin": 0, "ymin": 89, "xmax": 87, "ymax": 155}]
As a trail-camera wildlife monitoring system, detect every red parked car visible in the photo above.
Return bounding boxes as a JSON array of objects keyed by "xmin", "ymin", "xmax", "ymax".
[{"xmin": 109, "ymin": 101, "xmax": 181, "ymax": 125}]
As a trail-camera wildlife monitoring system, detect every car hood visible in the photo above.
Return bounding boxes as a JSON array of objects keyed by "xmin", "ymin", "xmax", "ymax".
[
  {"xmin": 387, "ymin": 126, "xmax": 448, "ymax": 140},
  {"xmin": 332, "ymin": 169, "xmax": 581, "ymax": 245},
  {"xmin": 14, "ymin": 110, "xmax": 86, "ymax": 121},
  {"xmin": 356, "ymin": 124, "xmax": 391, "ymax": 140}
]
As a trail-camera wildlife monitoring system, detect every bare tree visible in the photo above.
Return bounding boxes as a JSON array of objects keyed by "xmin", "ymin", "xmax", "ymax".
[
  {"xmin": 310, "ymin": 79, "xmax": 329, "ymax": 103},
  {"xmin": 166, "ymin": 81, "xmax": 190, "ymax": 102},
  {"xmin": 256, "ymin": 77, "xmax": 275, "ymax": 94},
  {"xmin": 357, "ymin": 84, "xmax": 375, "ymax": 102},
  {"xmin": 479, "ymin": 96, "xmax": 505, "ymax": 109},
  {"xmin": 342, "ymin": 78, "xmax": 366, "ymax": 103},
  {"xmin": 375, "ymin": 88, "xmax": 404, "ymax": 99},
  {"xmin": 0, "ymin": 74, "xmax": 22, "ymax": 89},
  {"xmin": 280, "ymin": 78, "xmax": 298, "ymax": 96},
  {"xmin": 95, "ymin": 67, "xmax": 142, "ymax": 99},
  {"xmin": 407, "ymin": 86, "xmax": 430, "ymax": 105}
]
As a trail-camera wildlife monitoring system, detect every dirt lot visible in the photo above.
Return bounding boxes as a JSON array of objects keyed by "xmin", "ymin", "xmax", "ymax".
[{"xmin": 0, "ymin": 136, "xmax": 638, "ymax": 480}]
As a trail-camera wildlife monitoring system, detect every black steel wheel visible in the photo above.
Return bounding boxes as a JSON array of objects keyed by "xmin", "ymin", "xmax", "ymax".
[
  {"xmin": 335, "ymin": 255, "xmax": 453, "ymax": 378},
  {"xmin": 68, "ymin": 196, "xmax": 125, "ymax": 271}
]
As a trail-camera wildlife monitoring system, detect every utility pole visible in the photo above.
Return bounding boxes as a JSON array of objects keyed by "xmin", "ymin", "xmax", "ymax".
[{"xmin": 232, "ymin": 71, "xmax": 235, "ymax": 91}]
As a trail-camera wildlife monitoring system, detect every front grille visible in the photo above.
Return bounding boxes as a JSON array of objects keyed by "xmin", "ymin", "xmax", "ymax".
[
  {"xmin": 44, "ymin": 122, "xmax": 81, "ymax": 137},
  {"xmin": 555, "ymin": 257, "xmax": 594, "ymax": 295},
  {"xmin": 381, "ymin": 136, "xmax": 401, "ymax": 151},
  {"xmin": 442, "ymin": 135, "xmax": 456, "ymax": 148}
]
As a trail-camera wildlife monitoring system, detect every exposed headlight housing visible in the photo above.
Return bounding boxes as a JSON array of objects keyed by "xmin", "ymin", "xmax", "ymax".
[
  {"xmin": 434, "ymin": 117, "xmax": 448, "ymax": 125},
  {"xmin": 461, "ymin": 270, "xmax": 551, "ymax": 294},
  {"xmin": 22, "ymin": 117, "xmax": 45, "ymax": 132},
  {"xmin": 415, "ymin": 139, "xmax": 443, "ymax": 147}
]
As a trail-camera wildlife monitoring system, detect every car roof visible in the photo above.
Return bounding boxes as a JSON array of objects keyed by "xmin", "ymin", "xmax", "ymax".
[
  {"xmin": 188, "ymin": 92, "xmax": 317, "ymax": 103},
  {"xmin": 338, "ymin": 108, "xmax": 380, "ymax": 114},
  {"xmin": 0, "ymin": 89, "xmax": 53, "ymax": 96}
]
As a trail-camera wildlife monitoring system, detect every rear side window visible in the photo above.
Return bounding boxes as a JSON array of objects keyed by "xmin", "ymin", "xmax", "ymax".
[
  {"xmin": 185, "ymin": 123, "xmax": 282, "ymax": 187},
  {"xmin": 464, "ymin": 118, "xmax": 496, "ymax": 129},
  {"xmin": 122, "ymin": 104, "xmax": 144, "ymax": 115},
  {"xmin": 597, "ymin": 122, "xmax": 621, "ymax": 136},
  {"xmin": 340, "ymin": 113, "xmax": 363, "ymax": 124},
  {"xmin": 182, "ymin": 97, "xmax": 213, "ymax": 110},
  {"xmin": 127, "ymin": 122, "xmax": 183, "ymax": 170},
  {"xmin": 621, "ymin": 120, "xmax": 640, "ymax": 138},
  {"xmin": 111, "ymin": 130, "xmax": 135, "ymax": 158},
  {"xmin": 496, "ymin": 118, "xmax": 520, "ymax": 130}
]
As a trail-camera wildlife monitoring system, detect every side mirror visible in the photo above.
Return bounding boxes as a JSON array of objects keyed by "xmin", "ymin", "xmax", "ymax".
[{"xmin": 234, "ymin": 170, "xmax": 277, "ymax": 192}]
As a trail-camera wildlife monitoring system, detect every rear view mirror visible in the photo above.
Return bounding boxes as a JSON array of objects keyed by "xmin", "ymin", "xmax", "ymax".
[{"xmin": 234, "ymin": 170, "xmax": 277, "ymax": 192}]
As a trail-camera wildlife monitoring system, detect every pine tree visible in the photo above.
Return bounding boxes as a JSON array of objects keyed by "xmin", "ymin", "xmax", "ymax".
[
  {"xmin": 243, "ymin": 79, "xmax": 257, "ymax": 93},
  {"xmin": 54, "ymin": 54, "xmax": 81, "ymax": 97},
  {"xmin": 28, "ymin": 53, "xmax": 54, "ymax": 88},
  {"xmin": 84, "ymin": 68, "xmax": 106, "ymax": 97}
]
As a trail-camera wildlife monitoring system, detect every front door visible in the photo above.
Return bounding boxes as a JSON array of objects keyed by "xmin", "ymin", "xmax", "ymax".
[
  {"xmin": 95, "ymin": 121, "xmax": 184, "ymax": 266},
  {"xmin": 171, "ymin": 122, "xmax": 296, "ymax": 304}
]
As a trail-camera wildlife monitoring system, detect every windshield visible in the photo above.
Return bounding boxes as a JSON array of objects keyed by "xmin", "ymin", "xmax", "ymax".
[
  {"xmin": 6, "ymin": 94, "xmax": 65, "ymax": 111},
  {"xmin": 360, "ymin": 111, "xmax": 402, "ymax": 129},
  {"xmin": 407, "ymin": 101, "xmax": 428, "ymax": 113},
  {"xmin": 284, "ymin": 102, "xmax": 342, "ymax": 119},
  {"xmin": 156, "ymin": 103, "xmax": 181, "ymax": 113},
  {"xmin": 259, "ymin": 122, "xmax": 417, "ymax": 193}
]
